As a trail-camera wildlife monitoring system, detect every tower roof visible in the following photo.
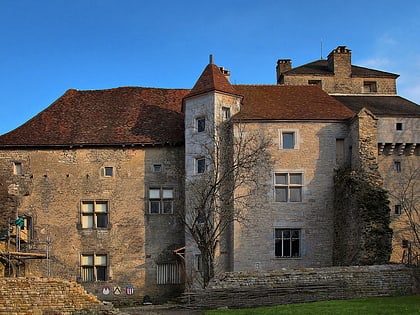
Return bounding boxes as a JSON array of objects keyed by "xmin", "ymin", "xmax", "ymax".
[{"xmin": 186, "ymin": 63, "xmax": 239, "ymax": 98}]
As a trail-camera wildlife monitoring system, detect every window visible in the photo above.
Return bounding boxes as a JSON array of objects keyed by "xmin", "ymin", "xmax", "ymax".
[
  {"xmin": 363, "ymin": 81, "xmax": 377, "ymax": 93},
  {"xmin": 196, "ymin": 157, "xmax": 206, "ymax": 174},
  {"xmin": 156, "ymin": 263, "xmax": 183, "ymax": 284},
  {"xmin": 103, "ymin": 167, "xmax": 113, "ymax": 177},
  {"xmin": 394, "ymin": 205, "xmax": 402, "ymax": 215},
  {"xmin": 197, "ymin": 117, "xmax": 205, "ymax": 132},
  {"xmin": 280, "ymin": 130, "xmax": 297, "ymax": 149},
  {"xmin": 308, "ymin": 80, "xmax": 322, "ymax": 88},
  {"xmin": 396, "ymin": 123, "xmax": 403, "ymax": 131},
  {"xmin": 13, "ymin": 162, "xmax": 23, "ymax": 175},
  {"xmin": 336, "ymin": 139, "xmax": 345, "ymax": 165},
  {"xmin": 81, "ymin": 201, "xmax": 109, "ymax": 229},
  {"xmin": 394, "ymin": 161, "xmax": 401, "ymax": 173},
  {"xmin": 149, "ymin": 187, "xmax": 174, "ymax": 214},
  {"xmin": 153, "ymin": 164, "xmax": 162, "ymax": 172},
  {"xmin": 222, "ymin": 107, "xmax": 231, "ymax": 120},
  {"xmin": 195, "ymin": 254, "xmax": 204, "ymax": 272},
  {"xmin": 275, "ymin": 229, "xmax": 301, "ymax": 258},
  {"xmin": 274, "ymin": 173, "xmax": 303, "ymax": 202},
  {"xmin": 81, "ymin": 254, "xmax": 107, "ymax": 282}
]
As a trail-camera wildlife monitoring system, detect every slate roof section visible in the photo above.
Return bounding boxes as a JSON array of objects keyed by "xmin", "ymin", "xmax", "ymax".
[
  {"xmin": 0, "ymin": 87, "xmax": 189, "ymax": 147},
  {"xmin": 333, "ymin": 95, "xmax": 420, "ymax": 117},
  {"xmin": 283, "ymin": 60, "xmax": 399, "ymax": 78},
  {"xmin": 186, "ymin": 63, "xmax": 239, "ymax": 98},
  {"xmin": 233, "ymin": 85, "xmax": 355, "ymax": 120}
]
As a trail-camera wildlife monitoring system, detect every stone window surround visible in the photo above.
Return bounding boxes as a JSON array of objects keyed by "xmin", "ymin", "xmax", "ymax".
[
  {"xmin": 278, "ymin": 129, "xmax": 299, "ymax": 150},
  {"xmin": 273, "ymin": 171, "xmax": 304, "ymax": 203},
  {"xmin": 147, "ymin": 186, "xmax": 175, "ymax": 214}
]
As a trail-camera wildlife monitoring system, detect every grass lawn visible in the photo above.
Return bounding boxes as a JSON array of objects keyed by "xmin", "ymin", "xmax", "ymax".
[{"xmin": 204, "ymin": 295, "xmax": 420, "ymax": 315}]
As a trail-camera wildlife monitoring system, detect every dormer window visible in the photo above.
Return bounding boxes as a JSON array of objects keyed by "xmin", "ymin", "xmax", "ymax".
[{"xmin": 363, "ymin": 81, "xmax": 377, "ymax": 93}]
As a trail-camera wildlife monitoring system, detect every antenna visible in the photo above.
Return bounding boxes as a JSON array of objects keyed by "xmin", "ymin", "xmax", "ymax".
[{"xmin": 320, "ymin": 40, "xmax": 323, "ymax": 59}]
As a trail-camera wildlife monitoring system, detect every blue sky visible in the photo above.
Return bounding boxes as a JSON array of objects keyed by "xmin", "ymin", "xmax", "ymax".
[{"xmin": 1, "ymin": 0, "xmax": 419, "ymax": 135}]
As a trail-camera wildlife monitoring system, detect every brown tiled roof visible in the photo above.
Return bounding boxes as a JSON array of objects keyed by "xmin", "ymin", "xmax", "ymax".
[
  {"xmin": 0, "ymin": 87, "xmax": 189, "ymax": 147},
  {"xmin": 233, "ymin": 85, "xmax": 355, "ymax": 120},
  {"xmin": 186, "ymin": 63, "xmax": 239, "ymax": 98},
  {"xmin": 333, "ymin": 95, "xmax": 420, "ymax": 117},
  {"xmin": 284, "ymin": 60, "xmax": 399, "ymax": 78}
]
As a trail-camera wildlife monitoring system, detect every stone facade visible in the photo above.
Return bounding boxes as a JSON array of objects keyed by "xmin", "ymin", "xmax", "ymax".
[
  {"xmin": 0, "ymin": 146, "xmax": 185, "ymax": 303},
  {"xmin": 232, "ymin": 121, "xmax": 349, "ymax": 271},
  {"xmin": 277, "ymin": 46, "xmax": 398, "ymax": 95}
]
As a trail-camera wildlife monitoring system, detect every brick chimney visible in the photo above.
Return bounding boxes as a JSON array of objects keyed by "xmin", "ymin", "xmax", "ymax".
[
  {"xmin": 276, "ymin": 59, "xmax": 292, "ymax": 84},
  {"xmin": 219, "ymin": 66, "xmax": 231, "ymax": 82},
  {"xmin": 327, "ymin": 46, "xmax": 352, "ymax": 78}
]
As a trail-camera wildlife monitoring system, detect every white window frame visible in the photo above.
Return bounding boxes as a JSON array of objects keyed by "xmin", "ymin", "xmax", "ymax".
[
  {"xmin": 221, "ymin": 106, "xmax": 231, "ymax": 121},
  {"xmin": 13, "ymin": 161, "xmax": 23, "ymax": 175},
  {"xmin": 81, "ymin": 200, "xmax": 109, "ymax": 229},
  {"xmin": 81, "ymin": 253, "xmax": 108, "ymax": 282},
  {"xmin": 274, "ymin": 172, "xmax": 304, "ymax": 202},
  {"xmin": 279, "ymin": 129, "xmax": 299, "ymax": 150},
  {"xmin": 274, "ymin": 228, "xmax": 301, "ymax": 258},
  {"xmin": 148, "ymin": 187, "xmax": 174, "ymax": 214},
  {"xmin": 103, "ymin": 166, "xmax": 113, "ymax": 177},
  {"xmin": 195, "ymin": 157, "xmax": 206, "ymax": 174}
]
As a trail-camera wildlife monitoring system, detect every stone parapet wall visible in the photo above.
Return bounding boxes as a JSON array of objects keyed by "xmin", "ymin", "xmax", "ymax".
[
  {"xmin": 0, "ymin": 277, "xmax": 109, "ymax": 314},
  {"xmin": 182, "ymin": 265, "xmax": 420, "ymax": 309}
]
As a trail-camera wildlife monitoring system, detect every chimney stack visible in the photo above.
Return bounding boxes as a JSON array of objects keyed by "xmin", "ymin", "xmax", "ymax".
[
  {"xmin": 276, "ymin": 59, "xmax": 292, "ymax": 84},
  {"xmin": 219, "ymin": 66, "xmax": 231, "ymax": 82},
  {"xmin": 327, "ymin": 46, "xmax": 352, "ymax": 78}
]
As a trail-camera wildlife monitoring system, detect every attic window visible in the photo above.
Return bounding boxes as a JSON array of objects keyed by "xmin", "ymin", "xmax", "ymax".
[
  {"xmin": 308, "ymin": 80, "xmax": 322, "ymax": 88},
  {"xmin": 363, "ymin": 81, "xmax": 377, "ymax": 93},
  {"xmin": 13, "ymin": 162, "xmax": 23, "ymax": 175}
]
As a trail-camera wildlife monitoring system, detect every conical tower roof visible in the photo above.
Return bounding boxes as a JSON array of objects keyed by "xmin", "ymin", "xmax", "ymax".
[{"xmin": 186, "ymin": 62, "xmax": 239, "ymax": 98}]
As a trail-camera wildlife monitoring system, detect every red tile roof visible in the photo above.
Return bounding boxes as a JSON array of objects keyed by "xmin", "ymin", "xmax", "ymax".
[
  {"xmin": 0, "ymin": 87, "xmax": 189, "ymax": 147},
  {"xmin": 0, "ymin": 68, "xmax": 357, "ymax": 148},
  {"xmin": 186, "ymin": 63, "xmax": 239, "ymax": 98},
  {"xmin": 233, "ymin": 85, "xmax": 355, "ymax": 120}
]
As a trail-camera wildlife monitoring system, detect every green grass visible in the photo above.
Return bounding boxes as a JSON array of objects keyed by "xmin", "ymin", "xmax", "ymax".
[{"xmin": 204, "ymin": 295, "xmax": 420, "ymax": 315}]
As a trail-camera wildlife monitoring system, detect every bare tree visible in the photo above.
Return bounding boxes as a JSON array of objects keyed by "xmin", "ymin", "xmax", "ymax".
[
  {"xmin": 388, "ymin": 161, "xmax": 420, "ymax": 264},
  {"xmin": 183, "ymin": 121, "xmax": 272, "ymax": 287}
]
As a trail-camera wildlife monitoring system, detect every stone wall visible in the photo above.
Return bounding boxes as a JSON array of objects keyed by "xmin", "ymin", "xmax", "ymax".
[
  {"xmin": 182, "ymin": 265, "xmax": 420, "ymax": 309},
  {"xmin": 0, "ymin": 277, "xmax": 108, "ymax": 314}
]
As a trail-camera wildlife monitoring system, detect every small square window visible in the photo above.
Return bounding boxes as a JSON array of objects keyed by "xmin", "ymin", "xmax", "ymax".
[
  {"xmin": 363, "ymin": 81, "xmax": 377, "ymax": 93},
  {"xmin": 280, "ymin": 131, "xmax": 297, "ymax": 149},
  {"xmin": 394, "ymin": 205, "xmax": 402, "ymax": 215},
  {"xmin": 81, "ymin": 201, "xmax": 109, "ymax": 229},
  {"xmin": 153, "ymin": 164, "xmax": 162, "ymax": 172},
  {"xmin": 104, "ymin": 167, "xmax": 113, "ymax": 177},
  {"xmin": 396, "ymin": 123, "xmax": 403, "ymax": 131},
  {"xmin": 197, "ymin": 117, "xmax": 205, "ymax": 132},
  {"xmin": 196, "ymin": 158, "xmax": 206, "ymax": 174},
  {"xmin": 13, "ymin": 162, "xmax": 23, "ymax": 175}
]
